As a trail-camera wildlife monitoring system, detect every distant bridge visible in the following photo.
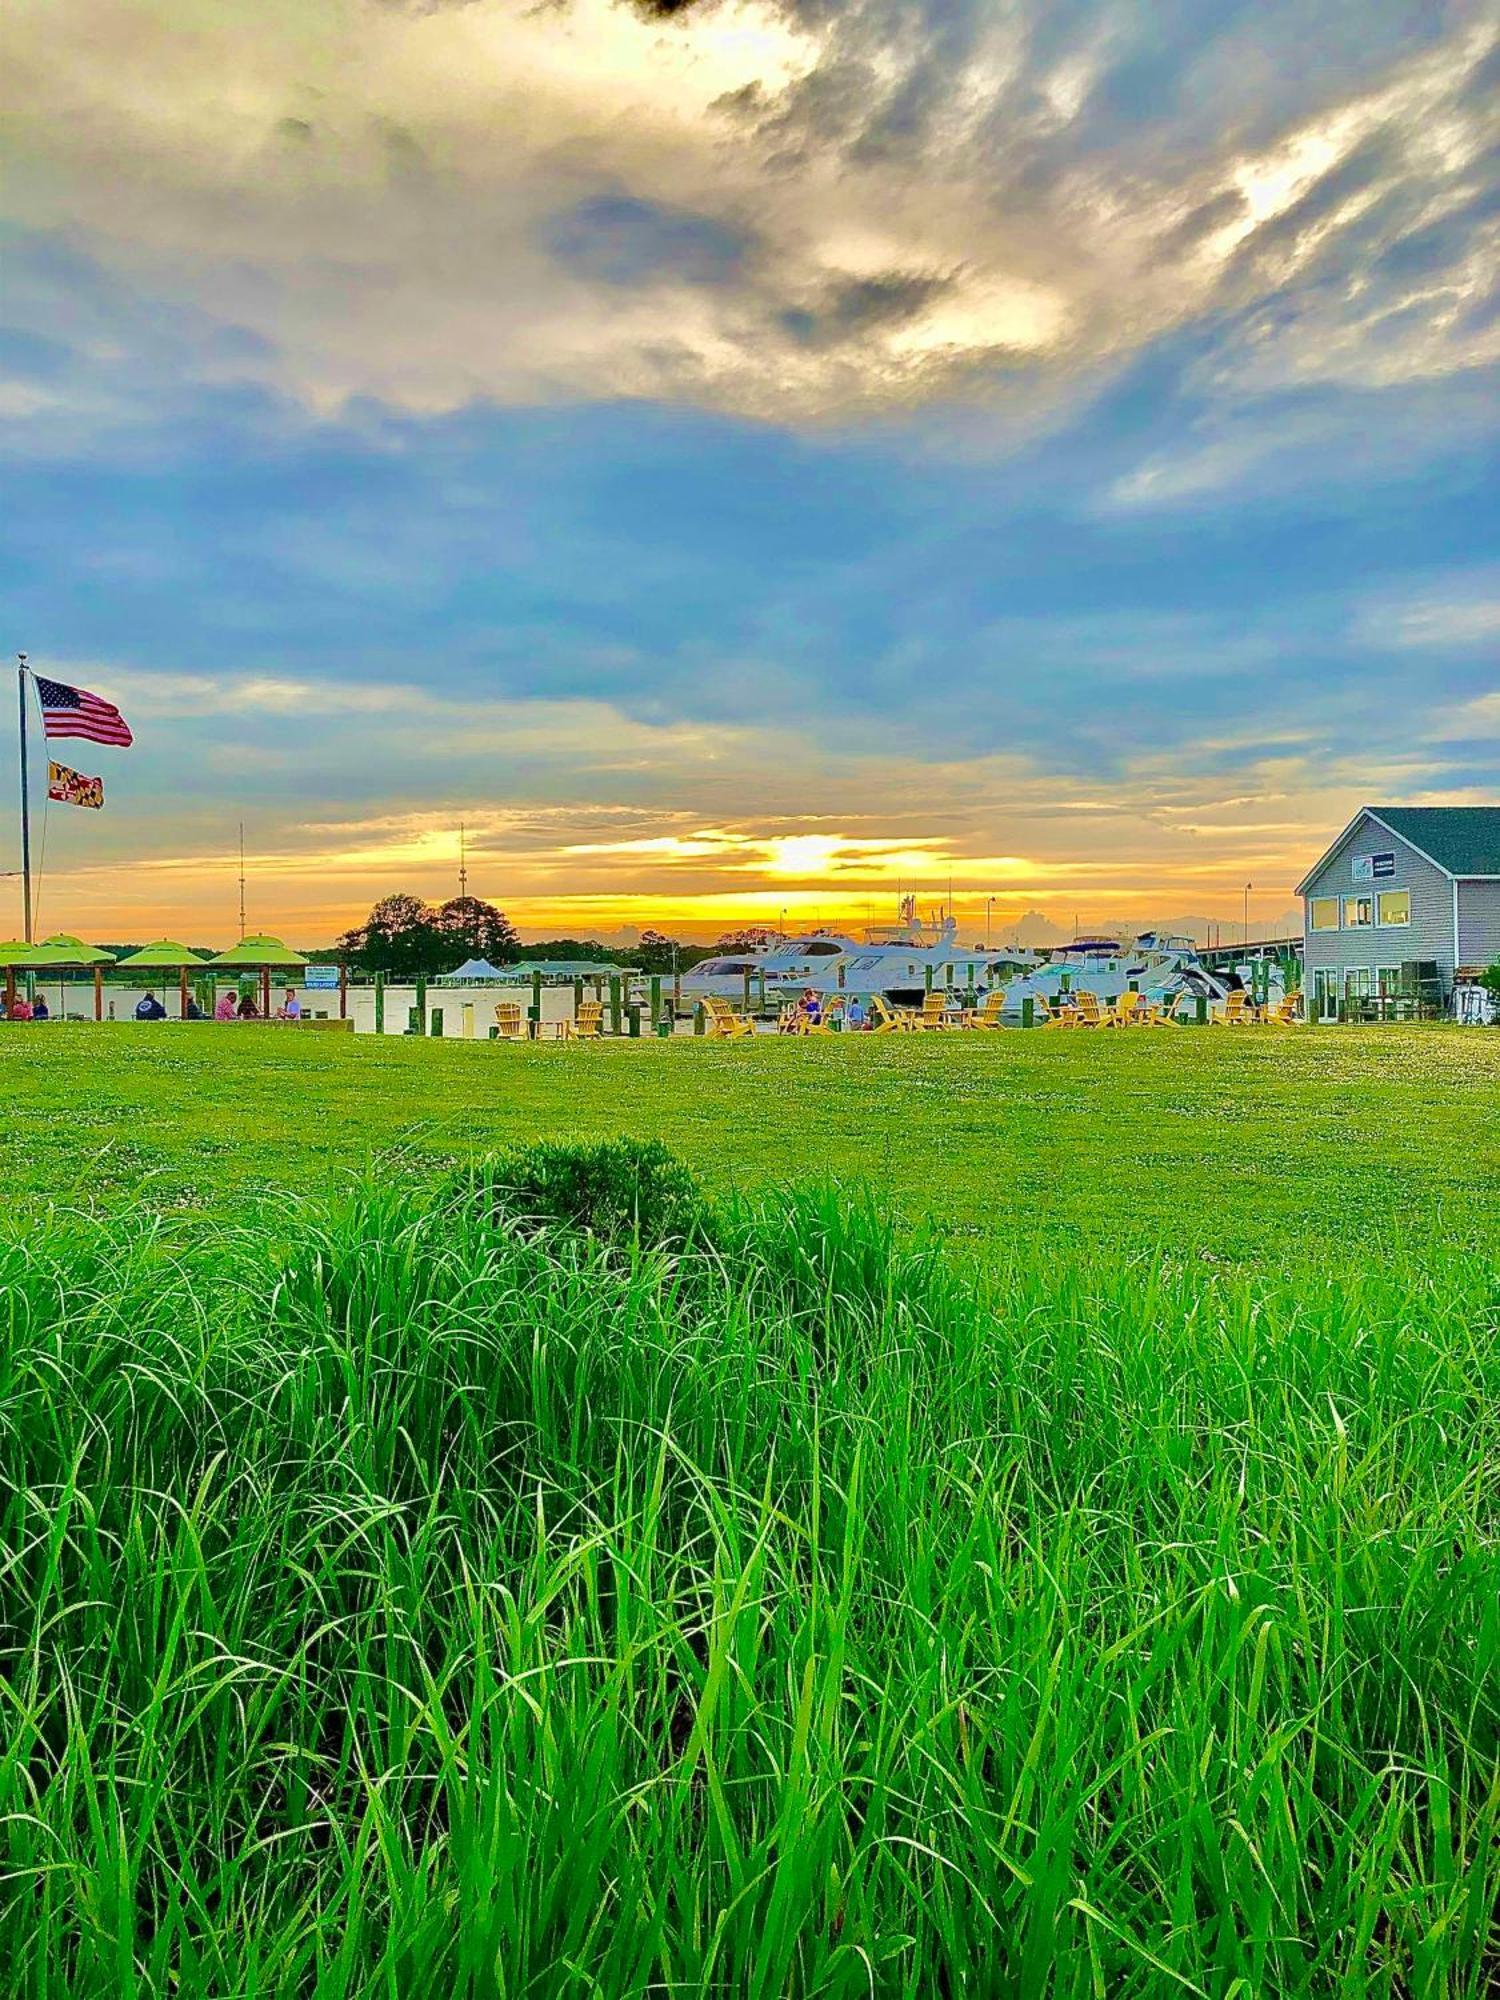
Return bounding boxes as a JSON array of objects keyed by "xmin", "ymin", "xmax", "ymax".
[{"xmin": 1198, "ymin": 934, "xmax": 1302, "ymax": 971}]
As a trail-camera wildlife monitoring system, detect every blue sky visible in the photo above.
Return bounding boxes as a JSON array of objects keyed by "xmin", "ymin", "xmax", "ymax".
[{"xmin": 1, "ymin": 0, "xmax": 1496, "ymax": 942}]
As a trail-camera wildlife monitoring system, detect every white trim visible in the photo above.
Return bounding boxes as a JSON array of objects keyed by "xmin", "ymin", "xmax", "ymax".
[
  {"xmin": 1294, "ymin": 809, "xmax": 1380, "ymax": 897},
  {"xmin": 1453, "ymin": 878, "xmax": 1460, "ymax": 967}
]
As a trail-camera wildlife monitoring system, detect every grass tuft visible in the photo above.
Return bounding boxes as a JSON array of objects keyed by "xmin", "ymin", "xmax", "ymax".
[{"xmin": 0, "ymin": 1165, "xmax": 1495, "ymax": 1994}]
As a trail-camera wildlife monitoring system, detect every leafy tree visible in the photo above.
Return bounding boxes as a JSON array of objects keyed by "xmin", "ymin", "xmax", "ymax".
[
  {"xmin": 716, "ymin": 925, "xmax": 782, "ymax": 952},
  {"xmin": 434, "ymin": 896, "xmax": 520, "ymax": 964},
  {"xmin": 337, "ymin": 894, "xmax": 449, "ymax": 978},
  {"xmin": 634, "ymin": 928, "xmax": 687, "ymax": 974}
]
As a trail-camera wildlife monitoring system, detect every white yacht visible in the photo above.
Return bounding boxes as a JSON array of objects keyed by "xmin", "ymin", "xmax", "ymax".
[
  {"xmin": 678, "ymin": 932, "xmax": 858, "ymax": 1005},
  {"xmin": 759, "ymin": 900, "xmax": 1045, "ymax": 1008},
  {"xmin": 996, "ymin": 932, "xmax": 1234, "ymax": 1019}
]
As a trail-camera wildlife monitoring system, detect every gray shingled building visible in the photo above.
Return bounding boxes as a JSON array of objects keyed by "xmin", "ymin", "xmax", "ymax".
[{"xmin": 1296, "ymin": 805, "xmax": 1500, "ymax": 1020}]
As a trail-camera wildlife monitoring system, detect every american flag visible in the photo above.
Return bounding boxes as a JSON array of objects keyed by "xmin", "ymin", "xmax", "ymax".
[{"xmin": 34, "ymin": 675, "xmax": 134, "ymax": 748}]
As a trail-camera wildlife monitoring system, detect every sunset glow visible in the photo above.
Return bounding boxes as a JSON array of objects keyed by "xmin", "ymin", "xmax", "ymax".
[{"xmin": 2, "ymin": 0, "xmax": 1495, "ymax": 947}]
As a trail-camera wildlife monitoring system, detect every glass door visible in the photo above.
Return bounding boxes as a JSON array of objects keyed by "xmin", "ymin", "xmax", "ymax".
[{"xmin": 1312, "ymin": 969, "xmax": 1339, "ymax": 1021}]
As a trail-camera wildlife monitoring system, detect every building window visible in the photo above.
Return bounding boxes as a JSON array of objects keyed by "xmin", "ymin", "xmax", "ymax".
[
  {"xmin": 1377, "ymin": 966, "xmax": 1401, "ymax": 996},
  {"xmin": 1376, "ymin": 889, "xmax": 1410, "ymax": 927},
  {"xmin": 1344, "ymin": 894, "xmax": 1373, "ymax": 928},
  {"xmin": 1309, "ymin": 897, "xmax": 1340, "ymax": 931}
]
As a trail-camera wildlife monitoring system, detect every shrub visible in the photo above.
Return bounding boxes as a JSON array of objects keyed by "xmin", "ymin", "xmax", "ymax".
[{"xmin": 465, "ymin": 1137, "xmax": 711, "ymax": 1248}]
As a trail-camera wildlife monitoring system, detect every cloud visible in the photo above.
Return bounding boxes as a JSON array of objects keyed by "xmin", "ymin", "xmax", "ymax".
[
  {"xmin": 1353, "ymin": 570, "xmax": 1500, "ymax": 650},
  {"xmin": 3, "ymin": 0, "xmax": 1494, "ymax": 425}
]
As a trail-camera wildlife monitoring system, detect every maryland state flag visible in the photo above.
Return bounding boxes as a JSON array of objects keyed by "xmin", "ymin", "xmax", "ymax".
[{"xmin": 47, "ymin": 761, "xmax": 105, "ymax": 810}]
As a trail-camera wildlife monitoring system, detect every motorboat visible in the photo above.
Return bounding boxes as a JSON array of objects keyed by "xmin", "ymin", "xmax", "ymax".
[{"xmin": 996, "ymin": 932, "xmax": 1235, "ymax": 1019}]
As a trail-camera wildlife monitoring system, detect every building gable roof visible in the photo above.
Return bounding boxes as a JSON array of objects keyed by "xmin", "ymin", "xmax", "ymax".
[
  {"xmin": 1367, "ymin": 806, "xmax": 1500, "ymax": 878},
  {"xmin": 1296, "ymin": 804, "xmax": 1500, "ymax": 893}
]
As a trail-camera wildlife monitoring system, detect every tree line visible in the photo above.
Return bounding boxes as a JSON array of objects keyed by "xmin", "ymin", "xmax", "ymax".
[{"xmin": 323, "ymin": 894, "xmax": 718, "ymax": 979}]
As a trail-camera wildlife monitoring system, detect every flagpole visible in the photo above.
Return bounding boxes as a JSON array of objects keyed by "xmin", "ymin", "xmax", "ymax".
[{"xmin": 17, "ymin": 654, "xmax": 32, "ymax": 943}]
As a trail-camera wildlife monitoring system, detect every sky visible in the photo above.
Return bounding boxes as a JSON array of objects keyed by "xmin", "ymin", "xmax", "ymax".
[{"xmin": 1, "ymin": 0, "xmax": 1497, "ymax": 947}]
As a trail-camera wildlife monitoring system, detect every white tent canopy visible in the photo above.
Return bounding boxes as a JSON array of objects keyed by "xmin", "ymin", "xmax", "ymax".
[{"xmin": 439, "ymin": 958, "xmax": 508, "ymax": 982}]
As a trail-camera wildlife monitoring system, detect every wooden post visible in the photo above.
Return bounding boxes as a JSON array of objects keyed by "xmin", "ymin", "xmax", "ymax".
[
  {"xmin": 338, "ymin": 962, "xmax": 348, "ymax": 1020},
  {"xmin": 93, "ymin": 966, "xmax": 103, "ymax": 1021},
  {"xmin": 180, "ymin": 965, "xmax": 191, "ymax": 1018},
  {"xmin": 374, "ymin": 972, "xmax": 385, "ymax": 1035},
  {"xmin": 415, "ymin": 973, "xmax": 427, "ymax": 1034},
  {"xmin": 1022, "ymin": 996, "xmax": 1034, "ymax": 1028},
  {"xmin": 609, "ymin": 973, "xmax": 622, "ymax": 1035},
  {"xmin": 673, "ymin": 968, "xmax": 682, "ymax": 1012},
  {"xmin": 260, "ymin": 966, "xmax": 271, "ymax": 1019},
  {"xmin": 1059, "ymin": 971, "xmax": 1071, "ymax": 993},
  {"xmin": 431, "ymin": 1007, "xmax": 444, "ymax": 1037},
  {"xmin": 742, "ymin": 966, "xmax": 752, "ymax": 1017},
  {"xmin": 694, "ymin": 1002, "xmax": 706, "ymax": 1036},
  {"xmin": 1195, "ymin": 995, "xmax": 1207, "ymax": 1026},
  {"xmin": 4, "ymin": 966, "xmax": 14, "ymax": 1016},
  {"xmin": 924, "ymin": 964, "xmax": 933, "ymax": 993},
  {"xmin": 531, "ymin": 970, "xmax": 543, "ymax": 1031},
  {"xmin": 572, "ymin": 976, "xmax": 583, "ymax": 1018},
  {"xmin": 649, "ymin": 975, "xmax": 661, "ymax": 1028},
  {"xmin": 757, "ymin": 970, "xmax": 766, "ymax": 1014}
]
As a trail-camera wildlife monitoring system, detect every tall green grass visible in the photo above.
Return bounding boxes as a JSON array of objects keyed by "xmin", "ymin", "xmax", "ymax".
[{"xmin": 0, "ymin": 1163, "xmax": 1496, "ymax": 1995}]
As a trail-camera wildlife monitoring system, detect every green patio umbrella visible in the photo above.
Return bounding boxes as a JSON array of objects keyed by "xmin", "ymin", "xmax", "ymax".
[
  {"xmin": 208, "ymin": 934, "xmax": 308, "ymax": 1019},
  {"xmin": 34, "ymin": 934, "xmax": 117, "ymax": 1021},
  {"xmin": 0, "ymin": 940, "xmax": 48, "ymax": 1018},
  {"xmin": 114, "ymin": 940, "xmax": 209, "ymax": 1019}
]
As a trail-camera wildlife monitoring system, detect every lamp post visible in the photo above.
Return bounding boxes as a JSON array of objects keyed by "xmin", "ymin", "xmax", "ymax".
[
  {"xmin": 1244, "ymin": 882, "xmax": 1252, "ymax": 950},
  {"xmin": 985, "ymin": 896, "xmax": 995, "ymax": 949}
]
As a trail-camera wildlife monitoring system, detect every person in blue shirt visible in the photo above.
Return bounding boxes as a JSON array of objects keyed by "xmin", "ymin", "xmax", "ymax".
[
  {"xmin": 135, "ymin": 990, "xmax": 167, "ymax": 1020},
  {"xmin": 844, "ymin": 995, "xmax": 866, "ymax": 1030}
]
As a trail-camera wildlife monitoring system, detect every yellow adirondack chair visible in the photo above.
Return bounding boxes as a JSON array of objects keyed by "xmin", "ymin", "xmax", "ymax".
[
  {"xmin": 1262, "ymin": 993, "xmax": 1301, "ymax": 1026},
  {"xmin": 1105, "ymin": 991, "xmax": 1140, "ymax": 1028},
  {"xmin": 866, "ymin": 994, "xmax": 911, "ymax": 1034},
  {"xmin": 780, "ymin": 1001, "xmax": 833, "ymax": 1035},
  {"xmin": 917, "ymin": 991, "xmax": 951, "ymax": 1029},
  {"xmin": 702, "ymin": 994, "xmax": 756, "ymax": 1039},
  {"xmin": 963, "ymin": 989, "xmax": 1007, "ymax": 1029},
  {"xmin": 1215, "ymin": 990, "xmax": 1251, "ymax": 1026},
  {"xmin": 1133, "ymin": 999, "xmax": 1170, "ymax": 1027},
  {"xmin": 1071, "ymin": 991, "xmax": 1105, "ymax": 1028},
  {"xmin": 493, "ymin": 1001, "xmax": 526, "ymax": 1041},
  {"xmin": 571, "ymin": 999, "xmax": 604, "ymax": 1040}
]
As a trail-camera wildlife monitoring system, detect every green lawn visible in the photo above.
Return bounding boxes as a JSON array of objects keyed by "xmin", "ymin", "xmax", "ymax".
[
  {"xmin": 3, "ymin": 1023, "xmax": 1497, "ymax": 1995},
  {"xmin": 3, "ymin": 1021, "xmax": 1497, "ymax": 1264}
]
